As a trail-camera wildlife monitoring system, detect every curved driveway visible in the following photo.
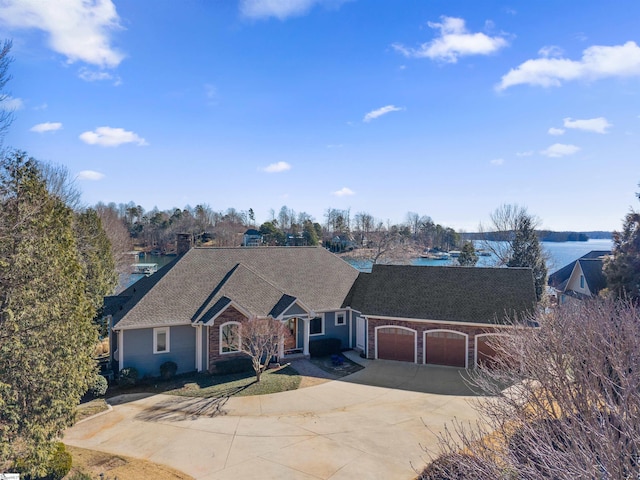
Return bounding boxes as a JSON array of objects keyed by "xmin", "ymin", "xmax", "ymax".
[{"xmin": 64, "ymin": 361, "xmax": 483, "ymax": 479}]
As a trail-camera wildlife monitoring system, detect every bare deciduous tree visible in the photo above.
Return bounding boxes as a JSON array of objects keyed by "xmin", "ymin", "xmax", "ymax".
[
  {"xmin": 95, "ymin": 202, "xmax": 133, "ymax": 273},
  {"xmin": 480, "ymin": 204, "xmax": 548, "ymax": 301},
  {"xmin": 422, "ymin": 299, "xmax": 640, "ymax": 479},
  {"xmin": 0, "ymin": 40, "xmax": 14, "ymax": 142},
  {"xmin": 239, "ymin": 317, "xmax": 290, "ymax": 382}
]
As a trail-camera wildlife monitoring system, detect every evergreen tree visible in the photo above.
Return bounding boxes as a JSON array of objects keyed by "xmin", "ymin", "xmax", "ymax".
[
  {"xmin": 604, "ymin": 187, "xmax": 640, "ymax": 302},
  {"xmin": 481, "ymin": 205, "xmax": 548, "ymax": 302},
  {"xmin": 0, "ymin": 152, "xmax": 98, "ymax": 476},
  {"xmin": 74, "ymin": 208, "xmax": 119, "ymax": 312},
  {"xmin": 506, "ymin": 214, "xmax": 547, "ymax": 301},
  {"xmin": 458, "ymin": 241, "xmax": 478, "ymax": 266}
]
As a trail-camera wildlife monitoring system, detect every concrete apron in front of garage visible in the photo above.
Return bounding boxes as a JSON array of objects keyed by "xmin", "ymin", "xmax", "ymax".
[{"xmin": 64, "ymin": 361, "xmax": 483, "ymax": 480}]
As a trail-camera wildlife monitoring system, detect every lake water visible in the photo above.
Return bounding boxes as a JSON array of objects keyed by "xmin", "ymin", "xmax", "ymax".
[
  {"xmin": 118, "ymin": 253, "xmax": 177, "ymax": 292},
  {"xmin": 118, "ymin": 239, "xmax": 614, "ymax": 292},
  {"xmin": 346, "ymin": 239, "xmax": 614, "ymax": 273}
]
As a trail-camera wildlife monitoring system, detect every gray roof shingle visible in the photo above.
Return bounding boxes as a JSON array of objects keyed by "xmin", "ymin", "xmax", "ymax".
[
  {"xmin": 346, "ymin": 264, "xmax": 537, "ymax": 324},
  {"xmin": 113, "ymin": 247, "xmax": 359, "ymax": 329}
]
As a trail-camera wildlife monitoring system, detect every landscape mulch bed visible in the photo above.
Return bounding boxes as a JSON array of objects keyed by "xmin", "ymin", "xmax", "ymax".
[{"xmin": 309, "ymin": 353, "xmax": 364, "ymax": 377}]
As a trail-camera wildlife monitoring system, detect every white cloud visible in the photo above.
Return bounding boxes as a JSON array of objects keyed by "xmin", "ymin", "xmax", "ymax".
[
  {"xmin": 0, "ymin": 0, "xmax": 124, "ymax": 68},
  {"xmin": 490, "ymin": 158, "xmax": 504, "ymax": 166},
  {"xmin": 538, "ymin": 45, "xmax": 564, "ymax": 58},
  {"xmin": 79, "ymin": 126, "xmax": 147, "ymax": 147},
  {"xmin": 240, "ymin": 0, "xmax": 348, "ymax": 20},
  {"xmin": 0, "ymin": 96, "xmax": 24, "ymax": 111},
  {"xmin": 516, "ymin": 150, "xmax": 534, "ymax": 157},
  {"xmin": 261, "ymin": 161, "xmax": 291, "ymax": 173},
  {"xmin": 76, "ymin": 170, "xmax": 104, "ymax": 180},
  {"xmin": 498, "ymin": 41, "xmax": 640, "ymax": 90},
  {"xmin": 30, "ymin": 122, "xmax": 62, "ymax": 133},
  {"xmin": 78, "ymin": 67, "xmax": 121, "ymax": 85},
  {"xmin": 548, "ymin": 127, "xmax": 565, "ymax": 136},
  {"xmin": 540, "ymin": 143, "xmax": 580, "ymax": 158},
  {"xmin": 363, "ymin": 105, "xmax": 403, "ymax": 122},
  {"xmin": 332, "ymin": 187, "xmax": 355, "ymax": 196},
  {"xmin": 392, "ymin": 16, "xmax": 508, "ymax": 63},
  {"xmin": 563, "ymin": 117, "xmax": 612, "ymax": 134}
]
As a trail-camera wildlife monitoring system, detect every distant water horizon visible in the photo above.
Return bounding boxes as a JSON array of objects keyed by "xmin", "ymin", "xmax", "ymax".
[
  {"xmin": 345, "ymin": 238, "xmax": 614, "ymax": 274},
  {"xmin": 118, "ymin": 239, "xmax": 615, "ymax": 292}
]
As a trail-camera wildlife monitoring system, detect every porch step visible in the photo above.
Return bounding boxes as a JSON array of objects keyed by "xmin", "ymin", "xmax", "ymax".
[{"xmin": 283, "ymin": 352, "xmax": 309, "ymax": 360}]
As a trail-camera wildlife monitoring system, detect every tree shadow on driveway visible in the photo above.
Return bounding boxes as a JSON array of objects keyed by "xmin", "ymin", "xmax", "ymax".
[{"xmin": 134, "ymin": 383, "xmax": 255, "ymax": 422}]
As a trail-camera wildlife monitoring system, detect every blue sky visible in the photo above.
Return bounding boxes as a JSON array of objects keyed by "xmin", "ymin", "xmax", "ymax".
[{"xmin": 1, "ymin": 0, "xmax": 639, "ymax": 231}]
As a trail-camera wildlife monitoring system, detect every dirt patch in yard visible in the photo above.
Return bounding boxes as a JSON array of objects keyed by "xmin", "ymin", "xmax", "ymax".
[{"xmin": 65, "ymin": 445, "xmax": 193, "ymax": 479}]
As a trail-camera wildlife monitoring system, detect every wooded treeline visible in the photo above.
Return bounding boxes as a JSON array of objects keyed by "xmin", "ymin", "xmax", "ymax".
[{"xmin": 98, "ymin": 202, "xmax": 461, "ymax": 254}]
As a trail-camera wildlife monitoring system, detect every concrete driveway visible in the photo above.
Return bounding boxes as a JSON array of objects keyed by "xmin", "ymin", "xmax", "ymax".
[{"xmin": 64, "ymin": 360, "xmax": 484, "ymax": 479}]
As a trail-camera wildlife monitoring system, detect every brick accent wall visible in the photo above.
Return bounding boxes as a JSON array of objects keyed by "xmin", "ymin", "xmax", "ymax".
[
  {"xmin": 208, "ymin": 306, "xmax": 249, "ymax": 372},
  {"xmin": 366, "ymin": 317, "xmax": 510, "ymax": 368}
]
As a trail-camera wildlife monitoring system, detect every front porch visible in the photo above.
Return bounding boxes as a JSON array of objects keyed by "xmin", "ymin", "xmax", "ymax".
[{"xmin": 280, "ymin": 315, "xmax": 314, "ymax": 360}]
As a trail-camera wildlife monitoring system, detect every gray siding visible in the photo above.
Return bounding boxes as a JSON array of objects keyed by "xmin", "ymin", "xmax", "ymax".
[
  {"xmin": 122, "ymin": 325, "xmax": 196, "ymax": 377},
  {"xmin": 320, "ymin": 311, "xmax": 349, "ymax": 348},
  {"xmin": 283, "ymin": 303, "xmax": 307, "ymax": 317}
]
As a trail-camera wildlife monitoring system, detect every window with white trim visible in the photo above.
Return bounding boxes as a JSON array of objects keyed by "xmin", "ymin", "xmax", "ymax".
[
  {"xmin": 309, "ymin": 316, "xmax": 324, "ymax": 336},
  {"xmin": 335, "ymin": 312, "xmax": 346, "ymax": 326},
  {"xmin": 220, "ymin": 322, "xmax": 240, "ymax": 354},
  {"xmin": 153, "ymin": 327, "xmax": 170, "ymax": 354}
]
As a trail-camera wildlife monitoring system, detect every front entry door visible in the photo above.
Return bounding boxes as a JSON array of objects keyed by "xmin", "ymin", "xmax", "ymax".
[{"xmin": 284, "ymin": 318, "xmax": 298, "ymax": 352}]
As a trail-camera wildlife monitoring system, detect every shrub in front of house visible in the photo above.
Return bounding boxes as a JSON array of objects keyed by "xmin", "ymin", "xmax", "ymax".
[
  {"xmin": 160, "ymin": 360, "xmax": 178, "ymax": 380},
  {"xmin": 88, "ymin": 374, "xmax": 108, "ymax": 397},
  {"xmin": 309, "ymin": 338, "xmax": 341, "ymax": 357},
  {"xmin": 213, "ymin": 357, "xmax": 253, "ymax": 375},
  {"xmin": 15, "ymin": 442, "xmax": 72, "ymax": 480},
  {"xmin": 119, "ymin": 367, "xmax": 139, "ymax": 386}
]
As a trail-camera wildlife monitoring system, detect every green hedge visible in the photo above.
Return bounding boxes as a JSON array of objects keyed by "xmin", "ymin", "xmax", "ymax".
[
  {"xmin": 160, "ymin": 360, "xmax": 178, "ymax": 380},
  {"xmin": 213, "ymin": 356, "xmax": 253, "ymax": 375},
  {"xmin": 119, "ymin": 367, "xmax": 139, "ymax": 386},
  {"xmin": 309, "ymin": 338, "xmax": 341, "ymax": 357},
  {"xmin": 88, "ymin": 374, "xmax": 108, "ymax": 397}
]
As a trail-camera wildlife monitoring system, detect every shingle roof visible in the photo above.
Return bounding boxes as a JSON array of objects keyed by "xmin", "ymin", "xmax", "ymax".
[
  {"xmin": 577, "ymin": 258, "xmax": 607, "ymax": 294},
  {"xmin": 113, "ymin": 247, "xmax": 359, "ymax": 329},
  {"xmin": 346, "ymin": 264, "xmax": 536, "ymax": 324},
  {"xmin": 548, "ymin": 250, "xmax": 611, "ymax": 289}
]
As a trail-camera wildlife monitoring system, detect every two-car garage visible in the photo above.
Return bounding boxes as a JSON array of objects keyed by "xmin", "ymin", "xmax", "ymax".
[{"xmin": 375, "ymin": 326, "xmax": 468, "ymax": 368}]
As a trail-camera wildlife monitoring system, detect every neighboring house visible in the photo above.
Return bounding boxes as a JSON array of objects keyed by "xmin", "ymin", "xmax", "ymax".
[
  {"xmin": 105, "ymin": 237, "xmax": 536, "ymax": 377},
  {"xmin": 548, "ymin": 250, "xmax": 611, "ymax": 304},
  {"xmin": 242, "ymin": 229, "xmax": 263, "ymax": 247}
]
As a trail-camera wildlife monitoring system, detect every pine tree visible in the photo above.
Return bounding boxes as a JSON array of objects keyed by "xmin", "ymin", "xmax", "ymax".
[
  {"xmin": 506, "ymin": 214, "xmax": 547, "ymax": 301},
  {"xmin": 0, "ymin": 152, "xmax": 98, "ymax": 475},
  {"xmin": 604, "ymin": 188, "xmax": 640, "ymax": 302},
  {"xmin": 458, "ymin": 241, "xmax": 478, "ymax": 266}
]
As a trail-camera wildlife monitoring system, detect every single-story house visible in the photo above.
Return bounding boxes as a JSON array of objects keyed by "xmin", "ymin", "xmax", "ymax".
[
  {"xmin": 105, "ymin": 236, "xmax": 536, "ymax": 377},
  {"xmin": 548, "ymin": 250, "xmax": 611, "ymax": 304}
]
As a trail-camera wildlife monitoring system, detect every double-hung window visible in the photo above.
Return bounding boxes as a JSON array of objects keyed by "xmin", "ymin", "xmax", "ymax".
[{"xmin": 153, "ymin": 327, "xmax": 170, "ymax": 354}]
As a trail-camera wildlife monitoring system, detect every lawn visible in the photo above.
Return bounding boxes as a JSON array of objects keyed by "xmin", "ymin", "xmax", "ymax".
[
  {"xmin": 102, "ymin": 364, "xmax": 301, "ymax": 400},
  {"xmin": 65, "ymin": 445, "xmax": 193, "ymax": 480}
]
